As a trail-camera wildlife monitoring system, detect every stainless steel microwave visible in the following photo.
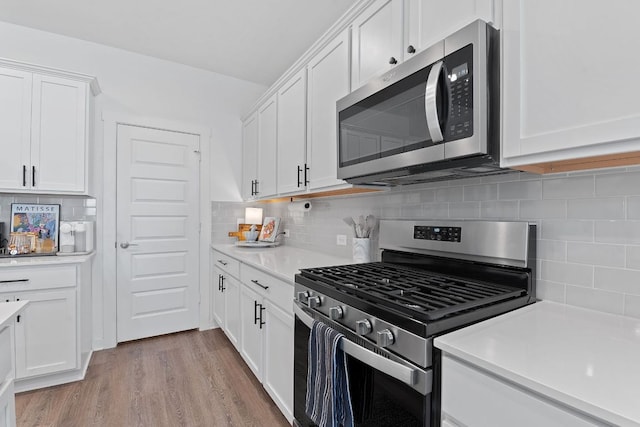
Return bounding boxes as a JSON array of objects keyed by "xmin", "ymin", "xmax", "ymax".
[{"xmin": 337, "ymin": 20, "xmax": 501, "ymax": 186}]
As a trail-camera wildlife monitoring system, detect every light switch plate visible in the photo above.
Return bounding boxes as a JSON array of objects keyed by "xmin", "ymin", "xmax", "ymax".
[{"xmin": 336, "ymin": 234, "xmax": 347, "ymax": 246}]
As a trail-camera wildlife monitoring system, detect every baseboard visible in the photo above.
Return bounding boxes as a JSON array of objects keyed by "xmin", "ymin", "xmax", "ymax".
[{"xmin": 15, "ymin": 352, "xmax": 93, "ymax": 393}]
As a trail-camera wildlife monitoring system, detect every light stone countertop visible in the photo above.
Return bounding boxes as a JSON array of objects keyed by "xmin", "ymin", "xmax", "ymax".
[
  {"xmin": 0, "ymin": 251, "xmax": 95, "ymax": 268},
  {"xmin": 435, "ymin": 300, "xmax": 640, "ymax": 426},
  {"xmin": 0, "ymin": 301, "xmax": 29, "ymax": 330},
  {"xmin": 211, "ymin": 244, "xmax": 353, "ymax": 284}
]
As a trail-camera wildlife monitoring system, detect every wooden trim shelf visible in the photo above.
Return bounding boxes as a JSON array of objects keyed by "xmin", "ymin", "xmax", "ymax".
[{"xmin": 513, "ymin": 151, "xmax": 640, "ymax": 174}]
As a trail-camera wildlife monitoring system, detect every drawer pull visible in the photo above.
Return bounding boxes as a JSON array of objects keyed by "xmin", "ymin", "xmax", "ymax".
[
  {"xmin": 0, "ymin": 279, "xmax": 29, "ymax": 284},
  {"xmin": 217, "ymin": 259, "xmax": 228, "ymax": 266},
  {"xmin": 250, "ymin": 279, "xmax": 269, "ymax": 290}
]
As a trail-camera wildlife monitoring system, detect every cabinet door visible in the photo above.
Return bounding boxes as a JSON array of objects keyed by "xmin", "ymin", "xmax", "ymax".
[
  {"xmin": 263, "ymin": 300, "xmax": 294, "ymax": 423},
  {"xmin": 31, "ymin": 75, "xmax": 87, "ymax": 193},
  {"xmin": 240, "ymin": 284, "xmax": 263, "ymax": 381},
  {"xmin": 351, "ymin": 0, "xmax": 404, "ymax": 89},
  {"xmin": 405, "ymin": 0, "xmax": 493, "ymax": 56},
  {"xmin": 0, "ymin": 380, "xmax": 15, "ymax": 427},
  {"xmin": 307, "ymin": 30, "xmax": 350, "ymax": 189},
  {"xmin": 277, "ymin": 69, "xmax": 307, "ymax": 194},
  {"xmin": 14, "ymin": 288, "xmax": 77, "ymax": 379},
  {"xmin": 0, "ymin": 68, "xmax": 32, "ymax": 191},
  {"xmin": 224, "ymin": 275, "xmax": 241, "ymax": 350},
  {"xmin": 242, "ymin": 112, "xmax": 259, "ymax": 200},
  {"xmin": 257, "ymin": 95, "xmax": 278, "ymax": 198},
  {"xmin": 501, "ymin": 0, "xmax": 640, "ymax": 167},
  {"xmin": 211, "ymin": 266, "xmax": 225, "ymax": 328}
]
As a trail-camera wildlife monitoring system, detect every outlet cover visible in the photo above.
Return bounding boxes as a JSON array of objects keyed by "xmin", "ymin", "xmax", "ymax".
[
  {"xmin": 336, "ymin": 234, "xmax": 347, "ymax": 246},
  {"xmin": 283, "ymin": 229, "xmax": 290, "ymax": 238}
]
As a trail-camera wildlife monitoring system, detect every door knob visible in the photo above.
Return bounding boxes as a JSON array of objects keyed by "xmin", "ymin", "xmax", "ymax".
[{"xmin": 120, "ymin": 242, "xmax": 139, "ymax": 249}]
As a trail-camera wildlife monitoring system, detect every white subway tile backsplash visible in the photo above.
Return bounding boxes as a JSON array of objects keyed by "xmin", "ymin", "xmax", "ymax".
[
  {"xmin": 519, "ymin": 199, "xmax": 566, "ymax": 219},
  {"xmin": 594, "ymin": 267, "xmax": 640, "ymax": 295},
  {"xmin": 596, "ymin": 171, "xmax": 640, "ymax": 196},
  {"xmin": 536, "ymin": 280, "xmax": 565, "ymax": 303},
  {"xmin": 565, "ymin": 285, "xmax": 624, "ymax": 315},
  {"xmin": 627, "ymin": 196, "xmax": 640, "ymax": 220},
  {"xmin": 435, "ymin": 187, "xmax": 463, "ymax": 202},
  {"xmin": 542, "ymin": 176, "xmax": 594, "ymax": 199},
  {"xmin": 449, "ymin": 202, "xmax": 480, "ymax": 219},
  {"xmin": 624, "ymin": 294, "xmax": 640, "ymax": 318},
  {"xmin": 541, "ymin": 260, "xmax": 593, "ymax": 287},
  {"xmin": 537, "ymin": 240, "xmax": 567, "ymax": 261},
  {"xmin": 567, "ymin": 242, "xmax": 625, "ymax": 267},
  {"xmin": 541, "ymin": 220, "xmax": 594, "ymax": 242},
  {"xmin": 595, "ymin": 221, "xmax": 640, "ymax": 244},
  {"xmin": 626, "ymin": 246, "xmax": 640, "ymax": 270},
  {"xmin": 567, "ymin": 197, "xmax": 625, "ymax": 220},
  {"xmin": 498, "ymin": 180, "xmax": 541, "ymax": 200},
  {"xmin": 463, "ymin": 183, "xmax": 498, "ymax": 201},
  {"xmin": 212, "ymin": 168, "xmax": 640, "ymax": 319},
  {"xmin": 480, "ymin": 201, "xmax": 519, "ymax": 219}
]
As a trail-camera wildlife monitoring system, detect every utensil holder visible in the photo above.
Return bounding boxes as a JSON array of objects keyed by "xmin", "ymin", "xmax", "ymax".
[{"xmin": 353, "ymin": 238, "xmax": 371, "ymax": 263}]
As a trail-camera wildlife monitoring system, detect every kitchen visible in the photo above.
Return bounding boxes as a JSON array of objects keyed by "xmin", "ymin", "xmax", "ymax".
[{"xmin": 1, "ymin": 0, "xmax": 640, "ymax": 426}]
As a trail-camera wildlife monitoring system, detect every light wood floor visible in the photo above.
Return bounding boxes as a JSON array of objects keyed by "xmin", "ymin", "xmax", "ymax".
[{"xmin": 15, "ymin": 328, "xmax": 290, "ymax": 427}]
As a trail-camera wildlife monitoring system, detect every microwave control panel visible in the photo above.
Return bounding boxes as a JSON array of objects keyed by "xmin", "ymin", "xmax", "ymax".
[
  {"xmin": 445, "ymin": 44, "xmax": 474, "ymax": 141},
  {"xmin": 414, "ymin": 226, "xmax": 461, "ymax": 242}
]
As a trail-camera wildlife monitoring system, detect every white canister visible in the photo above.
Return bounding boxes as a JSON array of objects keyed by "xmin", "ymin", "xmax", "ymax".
[{"xmin": 352, "ymin": 238, "xmax": 371, "ymax": 263}]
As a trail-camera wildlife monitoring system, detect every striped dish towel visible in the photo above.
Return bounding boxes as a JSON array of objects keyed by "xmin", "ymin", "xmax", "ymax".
[{"xmin": 305, "ymin": 320, "xmax": 354, "ymax": 427}]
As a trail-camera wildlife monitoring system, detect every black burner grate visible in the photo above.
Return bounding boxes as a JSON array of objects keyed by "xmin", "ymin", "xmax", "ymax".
[{"xmin": 299, "ymin": 262, "xmax": 526, "ymax": 321}]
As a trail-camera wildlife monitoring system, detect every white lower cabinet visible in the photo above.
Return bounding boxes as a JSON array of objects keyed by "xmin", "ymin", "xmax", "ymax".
[
  {"xmin": 11, "ymin": 289, "xmax": 76, "ymax": 379},
  {"xmin": 240, "ymin": 284, "xmax": 264, "ymax": 381},
  {"xmin": 0, "ymin": 320, "xmax": 15, "ymax": 427},
  {"xmin": 0, "ymin": 259, "xmax": 92, "ymax": 392},
  {"xmin": 262, "ymin": 300, "xmax": 294, "ymax": 421},
  {"xmin": 441, "ymin": 355, "xmax": 603, "ymax": 427},
  {"xmin": 223, "ymin": 275, "xmax": 242, "ymax": 351}
]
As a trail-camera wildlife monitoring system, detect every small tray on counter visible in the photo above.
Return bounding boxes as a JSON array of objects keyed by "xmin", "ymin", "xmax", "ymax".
[{"xmin": 234, "ymin": 241, "xmax": 280, "ymax": 248}]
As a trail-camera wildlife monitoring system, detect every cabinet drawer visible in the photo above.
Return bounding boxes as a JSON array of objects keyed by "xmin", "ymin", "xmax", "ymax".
[
  {"xmin": 0, "ymin": 325, "xmax": 11, "ymax": 383},
  {"xmin": 0, "ymin": 264, "xmax": 76, "ymax": 292},
  {"xmin": 240, "ymin": 264, "xmax": 293, "ymax": 311},
  {"xmin": 212, "ymin": 251, "xmax": 240, "ymax": 278}
]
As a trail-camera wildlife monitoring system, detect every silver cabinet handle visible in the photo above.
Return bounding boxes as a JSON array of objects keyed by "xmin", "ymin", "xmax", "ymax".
[
  {"xmin": 217, "ymin": 259, "xmax": 228, "ymax": 266},
  {"xmin": 250, "ymin": 279, "xmax": 269, "ymax": 290},
  {"xmin": 120, "ymin": 242, "xmax": 139, "ymax": 249},
  {"xmin": 425, "ymin": 60, "xmax": 445, "ymax": 143},
  {"xmin": 293, "ymin": 302, "xmax": 428, "ymax": 394}
]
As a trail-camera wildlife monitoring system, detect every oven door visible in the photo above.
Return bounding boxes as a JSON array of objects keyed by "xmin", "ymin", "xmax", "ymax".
[{"xmin": 293, "ymin": 302, "xmax": 433, "ymax": 427}]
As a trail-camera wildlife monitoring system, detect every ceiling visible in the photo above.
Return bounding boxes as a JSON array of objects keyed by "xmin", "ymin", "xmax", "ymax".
[{"xmin": 0, "ymin": 0, "xmax": 358, "ymax": 86}]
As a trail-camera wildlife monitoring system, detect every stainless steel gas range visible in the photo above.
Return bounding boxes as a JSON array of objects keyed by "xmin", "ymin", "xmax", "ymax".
[{"xmin": 293, "ymin": 219, "xmax": 536, "ymax": 426}]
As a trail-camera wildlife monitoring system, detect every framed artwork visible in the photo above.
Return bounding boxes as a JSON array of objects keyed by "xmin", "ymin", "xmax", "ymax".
[
  {"xmin": 11, "ymin": 203, "xmax": 60, "ymax": 253},
  {"xmin": 258, "ymin": 217, "xmax": 280, "ymax": 242}
]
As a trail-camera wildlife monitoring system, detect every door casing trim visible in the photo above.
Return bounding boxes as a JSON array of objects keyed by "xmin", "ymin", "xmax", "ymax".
[{"xmin": 100, "ymin": 112, "xmax": 212, "ymax": 349}]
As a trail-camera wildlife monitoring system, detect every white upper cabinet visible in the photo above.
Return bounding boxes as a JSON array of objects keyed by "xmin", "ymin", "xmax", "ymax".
[
  {"xmin": 405, "ymin": 0, "xmax": 493, "ymax": 56},
  {"xmin": 0, "ymin": 68, "xmax": 31, "ymax": 191},
  {"xmin": 277, "ymin": 69, "xmax": 307, "ymax": 195},
  {"xmin": 501, "ymin": 0, "xmax": 640, "ymax": 171},
  {"xmin": 351, "ymin": 0, "xmax": 404, "ymax": 89},
  {"xmin": 257, "ymin": 95, "xmax": 278, "ymax": 198},
  {"xmin": 242, "ymin": 112, "xmax": 258, "ymax": 200},
  {"xmin": 0, "ymin": 61, "xmax": 98, "ymax": 195},
  {"xmin": 307, "ymin": 29, "xmax": 351, "ymax": 190}
]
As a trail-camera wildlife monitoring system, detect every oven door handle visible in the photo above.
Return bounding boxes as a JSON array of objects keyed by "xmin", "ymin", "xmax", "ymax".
[{"xmin": 293, "ymin": 302, "xmax": 419, "ymax": 389}]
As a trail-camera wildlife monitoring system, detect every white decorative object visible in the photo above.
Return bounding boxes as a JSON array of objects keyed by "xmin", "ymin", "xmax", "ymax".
[
  {"xmin": 353, "ymin": 238, "xmax": 371, "ymax": 263},
  {"xmin": 245, "ymin": 207, "xmax": 263, "ymax": 225}
]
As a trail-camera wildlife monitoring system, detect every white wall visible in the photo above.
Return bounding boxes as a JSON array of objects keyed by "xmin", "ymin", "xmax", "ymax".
[{"xmin": 0, "ymin": 21, "xmax": 267, "ymax": 348}]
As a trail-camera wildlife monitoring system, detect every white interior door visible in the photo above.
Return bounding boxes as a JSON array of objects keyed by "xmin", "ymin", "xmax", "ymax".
[{"xmin": 116, "ymin": 124, "xmax": 200, "ymax": 342}]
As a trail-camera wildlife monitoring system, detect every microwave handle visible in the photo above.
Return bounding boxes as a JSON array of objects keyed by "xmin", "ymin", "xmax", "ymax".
[
  {"xmin": 293, "ymin": 301, "xmax": 422, "ymax": 391},
  {"xmin": 425, "ymin": 61, "xmax": 445, "ymax": 143}
]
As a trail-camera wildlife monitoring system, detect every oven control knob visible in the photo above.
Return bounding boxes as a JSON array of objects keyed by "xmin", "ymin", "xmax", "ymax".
[
  {"xmin": 376, "ymin": 329, "xmax": 395, "ymax": 348},
  {"xmin": 308, "ymin": 296, "xmax": 321, "ymax": 309},
  {"xmin": 329, "ymin": 306, "xmax": 344, "ymax": 320},
  {"xmin": 356, "ymin": 319, "xmax": 372, "ymax": 335},
  {"xmin": 296, "ymin": 291, "xmax": 310, "ymax": 303}
]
